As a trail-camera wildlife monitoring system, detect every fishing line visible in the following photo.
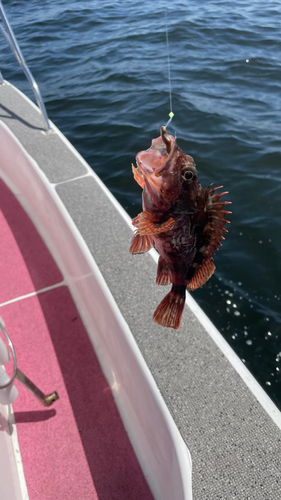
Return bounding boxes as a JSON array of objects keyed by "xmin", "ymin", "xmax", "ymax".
[{"xmin": 164, "ymin": 9, "xmax": 174, "ymax": 129}]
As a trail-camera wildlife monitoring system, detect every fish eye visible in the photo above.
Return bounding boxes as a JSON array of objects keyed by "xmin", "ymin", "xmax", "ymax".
[{"xmin": 182, "ymin": 168, "xmax": 194, "ymax": 182}]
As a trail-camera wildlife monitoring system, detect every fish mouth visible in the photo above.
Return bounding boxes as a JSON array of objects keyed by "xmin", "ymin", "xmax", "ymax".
[{"xmin": 136, "ymin": 126, "xmax": 176, "ymax": 179}]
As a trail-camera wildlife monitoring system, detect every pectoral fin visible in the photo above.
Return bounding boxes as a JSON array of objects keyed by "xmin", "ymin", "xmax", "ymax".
[
  {"xmin": 132, "ymin": 211, "xmax": 175, "ymax": 236},
  {"xmin": 130, "ymin": 234, "xmax": 153, "ymax": 254},
  {"xmin": 187, "ymin": 258, "xmax": 215, "ymax": 291}
]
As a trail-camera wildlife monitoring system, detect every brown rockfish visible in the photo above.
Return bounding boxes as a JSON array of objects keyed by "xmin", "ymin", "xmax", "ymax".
[{"xmin": 130, "ymin": 126, "xmax": 231, "ymax": 330}]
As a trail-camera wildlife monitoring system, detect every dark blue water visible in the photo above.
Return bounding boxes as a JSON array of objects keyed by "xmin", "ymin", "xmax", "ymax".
[{"xmin": 1, "ymin": 0, "xmax": 281, "ymax": 407}]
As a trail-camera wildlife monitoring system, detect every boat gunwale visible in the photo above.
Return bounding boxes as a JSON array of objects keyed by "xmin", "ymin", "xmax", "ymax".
[{"xmin": 0, "ymin": 112, "xmax": 192, "ymax": 500}]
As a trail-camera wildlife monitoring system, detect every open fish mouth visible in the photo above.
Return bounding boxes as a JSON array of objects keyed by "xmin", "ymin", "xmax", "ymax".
[{"xmin": 136, "ymin": 126, "xmax": 176, "ymax": 178}]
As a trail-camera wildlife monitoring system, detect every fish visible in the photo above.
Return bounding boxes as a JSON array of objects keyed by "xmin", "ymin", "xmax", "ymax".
[{"xmin": 130, "ymin": 126, "xmax": 231, "ymax": 330}]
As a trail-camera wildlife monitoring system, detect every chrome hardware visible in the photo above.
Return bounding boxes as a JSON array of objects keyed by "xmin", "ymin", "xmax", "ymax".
[
  {"xmin": 15, "ymin": 369, "xmax": 59, "ymax": 407},
  {"xmin": 0, "ymin": 317, "xmax": 59, "ymax": 407},
  {"xmin": 0, "ymin": 1, "xmax": 51, "ymax": 131}
]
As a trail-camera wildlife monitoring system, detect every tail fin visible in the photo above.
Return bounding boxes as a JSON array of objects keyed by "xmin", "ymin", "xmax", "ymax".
[{"xmin": 153, "ymin": 285, "xmax": 186, "ymax": 330}]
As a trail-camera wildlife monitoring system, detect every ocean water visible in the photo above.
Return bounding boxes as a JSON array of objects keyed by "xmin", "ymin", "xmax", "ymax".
[{"xmin": 1, "ymin": 0, "xmax": 281, "ymax": 407}]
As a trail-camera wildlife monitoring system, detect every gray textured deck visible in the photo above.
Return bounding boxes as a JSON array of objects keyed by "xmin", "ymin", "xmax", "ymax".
[{"xmin": 1, "ymin": 81, "xmax": 281, "ymax": 500}]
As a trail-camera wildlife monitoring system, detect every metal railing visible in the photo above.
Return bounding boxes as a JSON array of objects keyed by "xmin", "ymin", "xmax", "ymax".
[{"xmin": 0, "ymin": 1, "xmax": 51, "ymax": 131}]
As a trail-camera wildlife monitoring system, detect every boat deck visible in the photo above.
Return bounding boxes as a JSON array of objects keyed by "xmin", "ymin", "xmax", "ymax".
[
  {"xmin": 1, "ymin": 81, "xmax": 281, "ymax": 499},
  {"xmin": 0, "ymin": 180, "xmax": 153, "ymax": 499}
]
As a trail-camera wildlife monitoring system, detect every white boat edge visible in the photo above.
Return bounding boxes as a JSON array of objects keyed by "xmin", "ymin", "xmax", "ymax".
[
  {"xmin": 0, "ymin": 102, "xmax": 193, "ymax": 500},
  {"xmin": 0, "ymin": 404, "xmax": 28, "ymax": 500}
]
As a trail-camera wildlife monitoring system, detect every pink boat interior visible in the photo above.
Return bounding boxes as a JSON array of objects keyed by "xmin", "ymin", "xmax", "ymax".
[{"xmin": 0, "ymin": 179, "xmax": 154, "ymax": 500}]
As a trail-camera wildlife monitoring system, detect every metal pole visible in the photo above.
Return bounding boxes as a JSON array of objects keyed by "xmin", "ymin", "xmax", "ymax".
[
  {"xmin": 0, "ymin": 1, "xmax": 51, "ymax": 131},
  {"xmin": 0, "ymin": 318, "xmax": 59, "ymax": 407},
  {"xmin": 16, "ymin": 369, "xmax": 59, "ymax": 407}
]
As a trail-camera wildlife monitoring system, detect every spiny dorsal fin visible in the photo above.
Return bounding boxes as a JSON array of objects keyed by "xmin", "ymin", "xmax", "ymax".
[
  {"xmin": 186, "ymin": 186, "xmax": 231, "ymax": 291},
  {"xmin": 202, "ymin": 186, "xmax": 231, "ymax": 258}
]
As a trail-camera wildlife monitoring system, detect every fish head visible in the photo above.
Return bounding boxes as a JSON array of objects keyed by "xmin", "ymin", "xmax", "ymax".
[{"xmin": 136, "ymin": 126, "xmax": 202, "ymax": 212}]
